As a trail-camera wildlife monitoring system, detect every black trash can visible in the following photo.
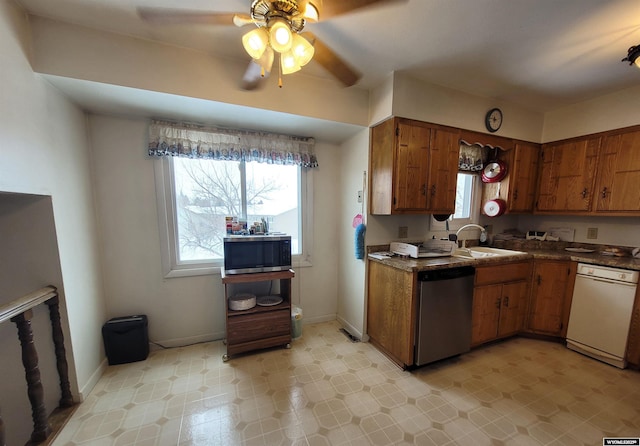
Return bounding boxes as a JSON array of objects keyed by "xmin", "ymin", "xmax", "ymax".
[{"xmin": 102, "ymin": 315, "xmax": 149, "ymax": 365}]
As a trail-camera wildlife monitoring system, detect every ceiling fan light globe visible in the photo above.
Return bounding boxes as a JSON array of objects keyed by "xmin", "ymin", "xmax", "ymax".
[
  {"xmin": 291, "ymin": 34, "xmax": 314, "ymax": 66},
  {"xmin": 242, "ymin": 28, "xmax": 268, "ymax": 59},
  {"xmin": 281, "ymin": 51, "xmax": 301, "ymax": 74},
  {"xmin": 269, "ymin": 20, "xmax": 293, "ymax": 53}
]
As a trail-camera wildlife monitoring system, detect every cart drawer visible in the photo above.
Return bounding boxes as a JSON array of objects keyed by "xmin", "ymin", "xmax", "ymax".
[{"xmin": 227, "ymin": 309, "xmax": 290, "ymax": 344}]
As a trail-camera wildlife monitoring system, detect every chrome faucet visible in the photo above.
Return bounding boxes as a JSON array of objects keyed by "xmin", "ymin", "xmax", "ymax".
[{"xmin": 455, "ymin": 224, "xmax": 487, "ymax": 248}]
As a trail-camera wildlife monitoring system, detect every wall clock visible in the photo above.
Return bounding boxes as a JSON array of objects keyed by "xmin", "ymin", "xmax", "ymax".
[{"xmin": 485, "ymin": 108, "xmax": 503, "ymax": 133}]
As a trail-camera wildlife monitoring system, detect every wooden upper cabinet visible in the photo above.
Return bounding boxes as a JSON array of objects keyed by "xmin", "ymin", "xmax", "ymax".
[
  {"xmin": 394, "ymin": 121, "xmax": 430, "ymax": 210},
  {"xmin": 535, "ymin": 125, "xmax": 640, "ymax": 215},
  {"xmin": 508, "ymin": 142, "xmax": 540, "ymax": 212},
  {"xmin": 481, "ymin": 141, "xmax": 540, "ymax": 214},
  {"xmin": 427, "ymin": 127, "xmax": 461, "ymax": 213},
  {"xmin": 595, "ymin": 129, "xmax": 640, "ymax": 213},
  {"xmin": 369, "ymin": 117, "xmax": 460, "ymax": 215},
  {"xmin": 536, "ymin": 137, "xmax": 600, "ymax": 213}
]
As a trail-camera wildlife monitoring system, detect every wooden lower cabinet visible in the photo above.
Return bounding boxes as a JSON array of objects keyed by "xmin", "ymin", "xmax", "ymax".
[
  {"xmin": 472, "ymin": 261, "xmax": 532, "ymax": 346},
  {"xmin": 366, "ymin": 261, "xmax": 417, "ymax": 368},
  {"xmin": 625, "ymin": 284, "xmax": 640, "ymax": 368},
  {"xmin": 526, "ymin": 260, "xmax": 575, "ymax": 337},
  {"xmin": 221, "ymin": 269, "xmax": 294, "ymax": 360}
]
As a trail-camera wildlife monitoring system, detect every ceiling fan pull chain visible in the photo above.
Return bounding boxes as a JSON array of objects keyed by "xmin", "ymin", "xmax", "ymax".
[{"xmin": 278, "ymin": 56, "xmax": 283, "ymax": 88}]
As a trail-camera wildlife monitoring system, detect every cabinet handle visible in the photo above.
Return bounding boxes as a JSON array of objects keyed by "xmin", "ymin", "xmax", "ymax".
[
  {"xmin": 581, "ymin": 188, "xmax": 588, "ymax": 198},
  {"xmin": 537, "ymin": 275, "xmax": 541, "ymax": 285},
  {"xmin": 431, "ymin": 185, "xmax": 436, "ymax": 196},
  {"xmin": 421, "ymin": 184, "xmax": 427, "ymax": 195},
  {"xmin": 601, "ymin": 187, "xmax": 608, "ymax": 198},
  {"xmin": 503, "ymin": 296, "xmax": 509, "ymax": 307},
  {"xmin": 513, "ymin": 189, "xmax": 518, "ymax": 200},
  {"xmin": 495, "ymin": 297, "xmax": 501, "ymax": 309}
]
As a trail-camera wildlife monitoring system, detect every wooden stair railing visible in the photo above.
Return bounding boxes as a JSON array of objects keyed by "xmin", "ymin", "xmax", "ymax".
[{"xmin": 0, "ymin": 286, "xmax": 74, "ymax": 445}]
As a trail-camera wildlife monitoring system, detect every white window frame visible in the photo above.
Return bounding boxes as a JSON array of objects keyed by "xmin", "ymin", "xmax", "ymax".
[
  {"xmin": 429, "ymin": 173, "xmax": 482, "ymax": 232},
  {"xmin": 154, "ymin": 157, "xmax": 313, "ymax": 278}
]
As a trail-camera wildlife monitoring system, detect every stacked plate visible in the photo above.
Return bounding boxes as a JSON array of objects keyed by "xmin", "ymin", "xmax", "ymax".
[
  {"xmin": 257, "ymin": 295, "xmax": 283, "ymax": 306},
  {"xmin": 228, "ymin": 293, "xmax": 256, "ymax": 311}
]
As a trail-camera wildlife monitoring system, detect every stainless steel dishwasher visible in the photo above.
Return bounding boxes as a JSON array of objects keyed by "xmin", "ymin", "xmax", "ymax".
[{"xmin": 415, "ymin": 266, "xmax": 475, "ymax": 366}]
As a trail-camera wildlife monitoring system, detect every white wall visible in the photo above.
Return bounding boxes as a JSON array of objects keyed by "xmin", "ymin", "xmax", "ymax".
[
  {"xmin": 88, "ymin": 114, "xmax": 340, "ymax": 345},
  {"xmin": 516, "ymin": 215, "xmax": 640, "ymax": 248},
  {"xmin": 391, "ymin": 73, "xmax": 544, "ymax": 143},
  {"xmin": 336, "ymin": 129, "xmax": 369, "ymax": 338},
  {"xmin": 542, "ymin": 84, "xmax": 640, "ymax": 142},
  {"xmin": 369, "ymin": 73, "xmax": 394, "ymax": 126},
  {"xmin": 0, "ymin": 0, "xmax": 106, "ymax": 441}
]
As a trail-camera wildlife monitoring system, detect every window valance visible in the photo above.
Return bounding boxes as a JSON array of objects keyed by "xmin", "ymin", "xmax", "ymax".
[
  {"xmin": 147, "ymin": 120, "xmax": 318, "ymax": 168},
  {"xmin": 458, "ymin": 140, "xmax": 489, "ymax": 172}
]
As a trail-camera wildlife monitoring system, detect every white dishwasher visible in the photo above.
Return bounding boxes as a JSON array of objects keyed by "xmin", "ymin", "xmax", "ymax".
[{"xmin": 566, "ymin": 263, "xmax": 639, "ymax": 368}]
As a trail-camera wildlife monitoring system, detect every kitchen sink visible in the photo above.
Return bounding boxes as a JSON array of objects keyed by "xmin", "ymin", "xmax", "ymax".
[{"xmin": 453, "ymin": 247, "xmax": 527, "ymax": 259}]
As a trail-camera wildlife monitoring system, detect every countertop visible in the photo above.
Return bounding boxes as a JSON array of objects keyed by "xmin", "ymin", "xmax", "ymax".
[{"xmin": 367, "ymin": 243, "xmax": 640, "ymax": 273}]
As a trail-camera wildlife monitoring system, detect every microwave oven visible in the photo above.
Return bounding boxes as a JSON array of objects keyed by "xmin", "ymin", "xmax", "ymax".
[{"xmin": 223, "ymin": 235, "xmax": 292, "ymax": 275}]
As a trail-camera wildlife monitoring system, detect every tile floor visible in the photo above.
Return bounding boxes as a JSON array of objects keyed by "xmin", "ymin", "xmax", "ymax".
[{"xmin": 52, "ymin": 320, "xmax": 640, "ymax": 445}]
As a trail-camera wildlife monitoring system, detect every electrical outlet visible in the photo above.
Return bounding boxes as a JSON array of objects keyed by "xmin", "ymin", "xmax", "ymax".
[
  {"xmin": 587, "ymin": 227, "xmax": 598, "ymax": 239},
  {"xmin": 398, "ymin": 226, "xmax": 408, "ymax": 238},
  {"xmin": 357, "ymin": 190, "xmax": 363, "ymax": 203}
]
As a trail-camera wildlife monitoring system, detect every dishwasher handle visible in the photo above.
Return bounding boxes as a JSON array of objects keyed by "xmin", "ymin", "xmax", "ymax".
[
  {"xmin": 576, "ymin": 274, "xmax": 637, "ymax": 287},
  {"xmin": 418, "ymin": 266, "xmax": 475, "ymax": 282}
]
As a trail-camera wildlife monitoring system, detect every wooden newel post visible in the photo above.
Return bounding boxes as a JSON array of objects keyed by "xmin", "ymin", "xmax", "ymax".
[
  {"xmin": 11, "ymin": 309, "xmax": 52, "ymax": 443},
  {"xmin": 45, "ymin": 296, "xmax": 74, "ymax": 408}
]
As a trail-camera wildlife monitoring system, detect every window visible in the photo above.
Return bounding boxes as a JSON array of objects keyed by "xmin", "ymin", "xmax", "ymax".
[
  {"xmin": 453, "ymin": 173, "xmax": 476, "ymax": 221},
  {"xmin": 155, "ymin": 157, "xmax": 313, "ymax": 277},
  {"xmin": 430, "ymin": 172, "xmax": 480, "ymax": 231}
]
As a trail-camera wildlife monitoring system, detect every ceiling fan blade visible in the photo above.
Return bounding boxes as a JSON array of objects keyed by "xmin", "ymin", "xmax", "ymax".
[
  {"xmin": 240, "ymin": 48, "xmax": 274, "ymax": 91},
  {"xmin": 315, "ymin": 0, "xmax": 407, "ymax": 19},
  {"xmin": 241, "ymin": 62, "xmax": 266, "ymax": 90},
  {"xmin": 137, "ymin": 7, "xmax": 250, "ymax": 26},
  {"xmin": 302, "ymin": 32, "xmax": 361, "ymax": 87}
]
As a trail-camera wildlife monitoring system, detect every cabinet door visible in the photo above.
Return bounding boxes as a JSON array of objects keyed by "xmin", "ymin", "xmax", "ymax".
[
  {"xmin": 394, "ymin": 122, "xmax": 430, "ymax": 211},
  {"xmin": 472, "ymin": 284, "xmax": 501, "ymax": 345},
  {"xmin": 369, "ymin": 118, "xmax": 396, "ymax": 215},
  {"xmin": 427, "ymin": 127, "xmax": 460, "ymax": 213},
  {"xmin": 528, "ymin": 261, "xmax": 571, "ymax": 335},
  {"xmin": 536, "ymin": 138, "xmax": 599, "ymax": 212},
  {"xmin": 508, "ymin": 142, "xmax": 539, "ymax": 212},
  {"xmin": 367, "ymin": 261, "xmax": 416, "ymax": 366},
  {"xmin": 595, "ymin": 130, "xmax": 640, "ymax": 212},
  {"xmin": 498, "ymin": 281, "xmax": 529, "ymax": 337},
  {"xmin": 626, "ymin": 285, "xmax": 640, "ymax": 368}
]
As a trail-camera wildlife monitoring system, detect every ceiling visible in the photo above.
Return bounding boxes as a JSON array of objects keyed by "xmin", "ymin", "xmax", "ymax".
[{"xmin": 15, "ymin": 0, "xmax": 640, "ymax": 124}]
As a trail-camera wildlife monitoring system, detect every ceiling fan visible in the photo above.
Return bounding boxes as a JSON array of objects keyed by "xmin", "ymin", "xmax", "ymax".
[{"xmin": 138, "ymin": 0, "xmax": 405, "ymax": 90}]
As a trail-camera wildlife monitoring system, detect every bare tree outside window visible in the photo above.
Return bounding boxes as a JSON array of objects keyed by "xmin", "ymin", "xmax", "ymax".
[{"xmin": 173, "ymin": 158, "xmax": 300, "ymax": 261}]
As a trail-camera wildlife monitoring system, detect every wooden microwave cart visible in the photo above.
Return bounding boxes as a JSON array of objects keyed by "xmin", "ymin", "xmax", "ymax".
[{"xmin": 220, "ymin": 269, "xmax": 294, "ymax": 361}]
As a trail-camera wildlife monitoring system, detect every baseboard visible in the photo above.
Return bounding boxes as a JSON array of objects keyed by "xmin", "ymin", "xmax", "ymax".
[
  {"xmin": 336, "ymin": 315, "xmax": 363, "ymax": 341},
  {"xmin": 302, "ymin": 313, "xmax": 337, "ymax": 325},
  {"xmin": 78, "ymin": 357, "xmax": 108, "ymax": 402}
]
